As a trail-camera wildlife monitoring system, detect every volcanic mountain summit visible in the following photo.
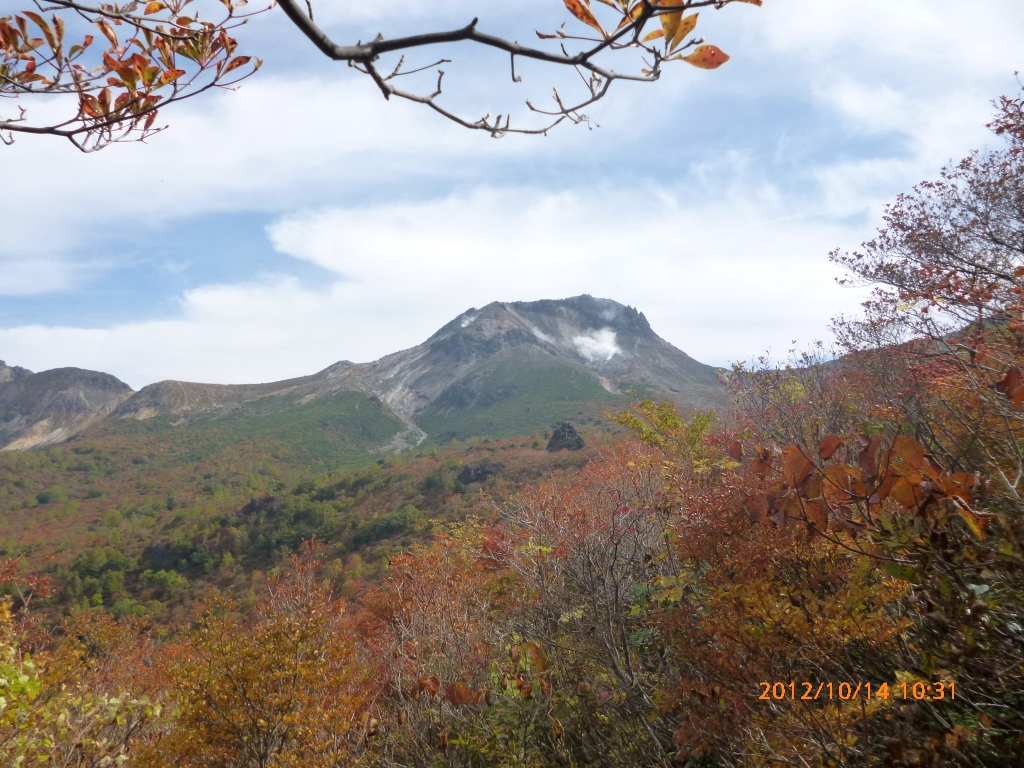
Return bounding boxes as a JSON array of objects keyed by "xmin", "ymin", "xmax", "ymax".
[{"xmin": 1, "ymin": 296, "xmax": 726, "ymax": 451}]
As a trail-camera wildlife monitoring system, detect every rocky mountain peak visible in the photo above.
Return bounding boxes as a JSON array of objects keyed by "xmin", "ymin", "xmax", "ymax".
[
  {"xmin": 0, "ymin": 360, "xmax": 33, "ymax": 382},
  {"xmin": 428, "ymin": 295, "xmax": 660, "ymax": 367}
]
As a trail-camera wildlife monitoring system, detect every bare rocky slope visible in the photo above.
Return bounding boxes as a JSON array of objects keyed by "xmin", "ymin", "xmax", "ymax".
[
  {"xmin": 1, "ymin": 296, "xmax": 727, "ymax": 450},
  {"xmin": 0, "ymin": 361, "xmax": 134, "ymax": 450}
]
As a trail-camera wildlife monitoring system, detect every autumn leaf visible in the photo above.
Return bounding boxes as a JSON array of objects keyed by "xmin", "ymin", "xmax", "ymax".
[
  {"xmin": 526, "ymin": 641, "xmax": 548, "ymax": 676},
  {"xmin": 220, "ymin": 56, "xmax": 251, "ymax": 75},
  {"xmin": 782, "ymin": 446, "xmax": 813, "ymax": 486},
  {"xmin": 158, "ymin": 68, "xmax": 186, "ymax": 86},
  {"xmin": 563, "ymin": 0, "xmax": 605, "ymax": 36},
  {"xmin": 668, "ymin": 13, "xmax": 697, "ymax": 52},
  {"xmin": 804, "ymin": 499, "xmax": 829, "ymax": 530},
  {"xmin": 743, "ymin": 493, "xmax": 769, "ymax": 523},
  {"xmin": 444, "ymin": 681, "xmax": 477, "ymax": 706},
  {"xmin": 96, "ymin": 18, "xmax": 118, "ymax": 46},
  {"xmin": 818, "ymin": 435, "xmax": 843, "ymax": 460},
  {"xmin": 682, "ymin": 44, "xmax": 730, "ymax": 69},
  {"xmin": 889, "ymin": 477, "xmax": 920, "ymax": 509},
  {"xmin": 955, "ymin": 503, "xmax": 986, "ymax": 540},
  {"xmin": 892, "ymin": 435, "xmax": 926, "ymax": 470},
  {"xmin": 859, "ymin": 436, "xmax": 882, "ymax": 481}
]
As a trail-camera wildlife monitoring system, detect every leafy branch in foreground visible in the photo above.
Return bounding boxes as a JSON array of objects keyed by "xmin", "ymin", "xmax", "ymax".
[
  {"xmin": 1, "ymin": 0, "xmax": 263, "ymax": 150},
  {"xmin": 2, "ymin": 0, "xmax": 761, "ymax": 149}
]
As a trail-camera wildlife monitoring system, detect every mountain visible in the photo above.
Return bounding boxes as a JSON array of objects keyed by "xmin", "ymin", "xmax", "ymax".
[
  {"xmin": 1, "ymin": 296, "xmax": 726, "ymax": 451},
  {"xmin": 0, "ymin": 362, "xmax": 133, "ymax": 450}
]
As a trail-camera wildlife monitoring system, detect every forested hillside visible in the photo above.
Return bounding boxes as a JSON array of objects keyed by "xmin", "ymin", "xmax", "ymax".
[{"xmin": 0, "ymin": 91, "xmax": 1022, "ymax": 766}]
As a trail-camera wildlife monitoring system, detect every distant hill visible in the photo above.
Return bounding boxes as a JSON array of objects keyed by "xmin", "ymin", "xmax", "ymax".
[
  {"xmin": 1, "ymin": 295, "xmax": 727, "ymax": 451},
  {"xmin": 0, "ymin": 362, "xmax": 133, "ymax": 450}
]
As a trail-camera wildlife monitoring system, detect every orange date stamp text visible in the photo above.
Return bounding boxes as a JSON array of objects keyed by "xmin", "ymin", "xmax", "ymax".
[{"xmin": 758, "ymin": 681, "xmax": 955, "ymax": 702}]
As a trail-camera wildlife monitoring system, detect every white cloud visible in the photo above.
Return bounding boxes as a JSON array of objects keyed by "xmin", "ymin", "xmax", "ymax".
[
  {"xmin": 0, "ymin": 187, "xmax": 874, "ymax": 385},
  {"xmin": 573, "ymin": 329, "xmax": 620, "ymax": 362}
]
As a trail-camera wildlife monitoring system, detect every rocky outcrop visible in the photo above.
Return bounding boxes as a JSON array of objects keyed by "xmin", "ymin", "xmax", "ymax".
[
  {"xmin": 458, "ymin": 462, "xmax": 504, "ymax": 485},
  {"xmin": 0, "ymin": 360, "xmax": 32, "ymax": 382},
  {"xmin": 546, "ymin": 422, "xmax": 585, "ymax": 452}
]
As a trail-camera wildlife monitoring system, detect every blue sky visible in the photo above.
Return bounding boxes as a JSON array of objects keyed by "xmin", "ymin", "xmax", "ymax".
[{"xmin": 1, "ymin": 0, "xmax": 1022, "ymax": 389}]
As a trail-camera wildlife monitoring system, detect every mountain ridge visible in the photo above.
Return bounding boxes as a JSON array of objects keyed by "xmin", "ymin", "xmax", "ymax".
[{"xmin": 1, "ymin": 295, "xmax": 726, "ymax": 450}]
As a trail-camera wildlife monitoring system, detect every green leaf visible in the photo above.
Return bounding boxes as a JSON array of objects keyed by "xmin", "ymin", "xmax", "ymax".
[{"xmin": 882, "ymin": 560, "xmax": 918, "ymax": 583}]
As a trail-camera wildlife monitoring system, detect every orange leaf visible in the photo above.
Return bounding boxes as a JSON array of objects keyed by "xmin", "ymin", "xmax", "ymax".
[
  {"xmin": 804, "ymin": 499, "xmax": 829, "ymax": 530},
  {"xmin": 743, "ymin": 493, "xmax": 768, "ymax": 523},
  {"xmin": 563, "ymin": 0, "xmax": 605, "ymax": 36},
  {"xmin": 782, "ymin": 446, "xmax": 813, "ymax": 486},
  {"xmin": 79, "ymin": 93, "xmax": 102, "ymax": 118},
  {"xmin": 526, "ymin": 641, "xmax": 548, "ymax": 676},
  {"xmin": 994, "ymin": 366, "xmax": 1023, "ymax": 405},
  {"xmin": 641, "ymin": 28, "xmax": 664, "ymax": 42},
  {"xmin": 220, "ymin": 55, "xmax": 250, "ymax": 75},
  {"xmin": 144, "ymin": 1, "xmax": 166, "ymax": 13},
  {"xmin": 892, "ymin": 435, "xmax": 926, "ymax": 469},
  {"xmin": 822, "ymin": 463, "xmax": 853, "ymax": 501},
  {"xmin": 682, "ymin": 44, "xmax": 730, "ymax": 69},
  {"xmin": 158, "ymin": 68, "xmax": 185, "ymax": 85},
  {"xmin": 818, "ymin": 435, "xmax": 843, "ymax": 460},
  {"xmin": 659, "ymin": 8, "xmax": 681, "ymax": 43},
  {"xmin": 445, "ymin": 682, "xmax": 477, "ymax": 706},
  {"xmin": 95, "ymin": 18, "xmax": 117, "ymax": 46},
  {"xmin": 889, "ymin": 477, "xmax": 919, "ymax": 509}
]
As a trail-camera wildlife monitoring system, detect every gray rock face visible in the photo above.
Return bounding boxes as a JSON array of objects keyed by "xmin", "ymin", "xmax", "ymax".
[
  {"xmin": 0, "ymin": 365, "xmax": 134, "ymax": 450},
  {"xmin": 546, "ymin": 422, "xmax": 585, "ymax": 452},
  {"xmin": 323, "ymin": 294, "xmax": 727, "ymax": 424}
]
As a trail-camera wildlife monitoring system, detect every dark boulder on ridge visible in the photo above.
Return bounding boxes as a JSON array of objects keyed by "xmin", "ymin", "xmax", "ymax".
[{"xmin": 546, "ymin": 422, "xmax": 585, "ymax": 452}]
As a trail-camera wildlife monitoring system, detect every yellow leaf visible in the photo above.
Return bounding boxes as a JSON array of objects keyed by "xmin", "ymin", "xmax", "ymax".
[{"xmin": 668, "ymin": 13, "xmax": 697, "ymax": 52}]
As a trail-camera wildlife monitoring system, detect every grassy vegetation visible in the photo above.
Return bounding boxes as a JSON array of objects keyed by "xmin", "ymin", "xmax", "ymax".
[
  {"xmin": 417, "ymin": 362, "xmax": 627, "ymax": 443},
  {"xmin": 90, "ymin": 391, "xmax": 405, "ymax": 470}
]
